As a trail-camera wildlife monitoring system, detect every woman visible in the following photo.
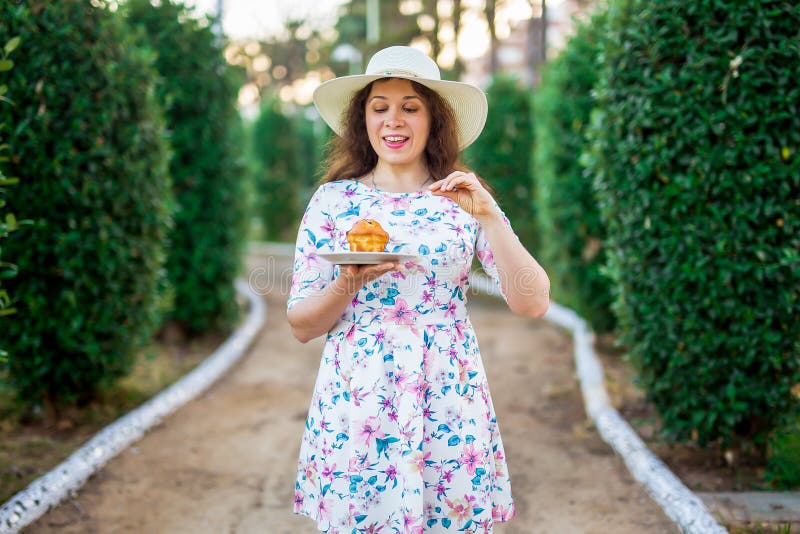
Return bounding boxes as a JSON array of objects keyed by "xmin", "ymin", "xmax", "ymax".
[{"xmin": 288, "ymin": 46, "xmax": 549, "ymax": 533}]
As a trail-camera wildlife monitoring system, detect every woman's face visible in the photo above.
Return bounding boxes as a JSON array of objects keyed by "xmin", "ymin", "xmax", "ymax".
[{"xmin": 365, "ymin": 78, "xmax": 431, "ymax": 168}]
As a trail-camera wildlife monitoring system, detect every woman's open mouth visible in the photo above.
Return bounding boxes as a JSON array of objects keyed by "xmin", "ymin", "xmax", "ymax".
[{"xmin": 383, "ymin": 135, "xmax": 409, "ymax": 149}]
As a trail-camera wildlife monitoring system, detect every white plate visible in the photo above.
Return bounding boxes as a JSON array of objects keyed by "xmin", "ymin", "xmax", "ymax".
[{"xmin": 318, "ymin": 252, "xmax": 418, "ymax": 265}]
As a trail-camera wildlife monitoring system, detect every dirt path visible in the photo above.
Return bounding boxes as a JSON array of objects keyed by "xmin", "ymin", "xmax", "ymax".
[{"xmin": 25, "ymin": 253, "xmax": 676, "ymax": 533}]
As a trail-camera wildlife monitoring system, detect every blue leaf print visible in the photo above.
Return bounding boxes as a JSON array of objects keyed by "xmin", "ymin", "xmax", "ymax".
[
  {"xmin": 435, "ymin": 242, "xmax": 447, "ymax": 253},
  {"xmin": 475, "ymin": 468, "xmax": 486, "ymax": 476},
  {"xmin": 355, "ymin": 515, "xmax": 368, "ymax": 524},
  {"xmin": 418, "ymin": 244, "xmax": 430, "ymax": 255},
  {"xmin": 350, "ymin": 475, "xmax": 363, "ymax": 483},
  {"xmin": 303, "ymin": 228, "xmax": 317, "ymax": 245},
  {"xmin": 367, "ymin": 475, "xmax": 378, "ymax": 485},
  {"xmin": 383, "ymin": 353, "xmax": 394, "ymax": 362},
  {"xmin": 441, "ymin": 518, "xmax": 452, "ymax": 528},
  {"xmin": 366, "ymin": 292, "xmax": 376, "ymax": 301},
  {"xmin": 465, "ymin": 434, "xmax": 475, "ymax": 444},
  {"xmin": 459, "ymin": 520, "xmax": 473, "ymax": 531},
  {"xmin": 473, "ymin": 507, "xmax": 484, "ymax": 515},
  {"xmin": 390, "ymin": 210, "xmax": 406, "ymax": 216},
  {"xmin": 427, "ymin": 519, "xmax": 438, "ymax": 527},
  {"xmin": 447, "ymin": 435, "xmax": 461, "ymax": 446},
  {"xmin": 317, "ymin": 238, "xmax": 331, "ymax": 249},
  {"xmin": 335, "ymin": 205, "xmax": 360, "ymax": 219},
  {"xmin": 357, "ymin": 337, "xmax": 367, "ymax": 346},
  {"xmin": 321, "ymin": 483, "xmax": 331, "ymax": 496},
  {"xmin": 414, "ymin": 208, "xmax": 428, "ymax": 216},
  {"xmin": 437, "ymin": 424, "xmax": 451, "ymax": 433},
  {"xmin": 343, "ymin": 391, "xmax": 350, "ymax": 401},
  {"xmin": 376, "ymin": 436, "xmax": 400, "ymax": 457}
]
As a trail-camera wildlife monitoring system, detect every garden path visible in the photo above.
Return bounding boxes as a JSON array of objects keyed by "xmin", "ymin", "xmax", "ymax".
[{"xmin": 25, "ymin": 252, "xmax": 676, "ymax": 533}]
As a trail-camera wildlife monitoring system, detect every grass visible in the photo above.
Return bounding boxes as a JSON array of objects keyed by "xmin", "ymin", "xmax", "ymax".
[{"xmin": 0, "ymin": 332, "xmax": 223, "ymax": 504}]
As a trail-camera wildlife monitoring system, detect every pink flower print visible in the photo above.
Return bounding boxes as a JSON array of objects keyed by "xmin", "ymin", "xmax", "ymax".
[
  {"xmin": 476, "ymin": 248, "xmax": 494, "ymax": 265},
  {"xmin": 458, "ymin": 442, "xmax": 483, "ymax": 475},
  {"xmin": 321, "ymin": 463, "xmax": 338, "ymax": 482},
  {"xmin": 453, "ymin": 320, "xmax": 467, "ymax": 341},
  {"xmin": 492, "ymin": 503, "xmax": 515, "ymax": 521},
  {"xmin": 356, "ymin": 416, "xmax": 384, "ymax": 447},
  {"xmin": 383, "ymin": 297, "xmax": 420, "ymax": 326},
  {"xmin": 301, "ymin": 459, "xmax": 317, "ymax": 481},
  {"xmin": 421, "ymin": 289, "xmax": 433, "ymax": 304},
  {"xmin": 345, "ymin": 322, "xmax": 358, "ymax": 345},
  {"xmin": 442, "ymin": 468, "xmax": 454, "ymax": 483},
  {"xmin": 387, "ymin": 196, "xmax": 411, "ymax": 211},
  {"xmin": 435, "ymin": 482, "xmax": 447, "ymax": 498},
  {"xmin": 385, "ymin": 464, "xmax": 397, "ymax": 481},
  {"xmin": 317, "ymin": 497, "xmax": 333, "ymax": 522},
  {"xmin": 444, "ymin": 301, "xmax": 458, "ymax": 319},
  {"xmin": 445, "ymin": 497, "xmax": 472, "ymax": 522},
  {"xmin": 294, "ymin": 490, "xmax": 304, "ymax": 510},
  {"xmin": 402, "ymin": 511, "xmax": 424, "ymax": 534},
  {"xmin": 407, "ymin": 450, "xmax": 431, "ymax": 476}
]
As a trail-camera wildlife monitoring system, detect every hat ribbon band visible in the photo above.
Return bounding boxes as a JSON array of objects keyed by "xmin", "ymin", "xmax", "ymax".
[{"xmin": 371, "ymin": 68, "xmax": 424, "ymax": 78}]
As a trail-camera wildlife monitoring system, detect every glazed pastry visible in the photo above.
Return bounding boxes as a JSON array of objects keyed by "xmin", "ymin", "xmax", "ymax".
[{"xmin": 346, "ymin": 219, "xmax": 390, "ymax": 252}]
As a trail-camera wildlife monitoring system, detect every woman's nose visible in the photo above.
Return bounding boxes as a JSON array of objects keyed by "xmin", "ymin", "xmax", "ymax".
[{"xmin": 384, "ymin": 113, "xmax": 404, "ymax": 127}]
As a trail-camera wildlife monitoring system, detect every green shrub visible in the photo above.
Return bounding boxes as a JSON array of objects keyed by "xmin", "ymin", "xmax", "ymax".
[
  {"xmin": 0, "ymin": 1, "xmax": 172, "ymax": 406},
  {"xmin": 587, "ymin": 0, "xmax": 800, "ymax": 450},
  {"xmin": 125, "ymin": 0, "xmax": 248, "ymax": 334},
  {"xmin": 533, "ymin": 10, "xmax": 614, "ymax": 333},
  {"xmin": 467, "ymin": 76, "xmax": 536, "ymax": 250},
  {"xmin": 1, "ymin": 36, "xmax": 22, "ymax": 363}
]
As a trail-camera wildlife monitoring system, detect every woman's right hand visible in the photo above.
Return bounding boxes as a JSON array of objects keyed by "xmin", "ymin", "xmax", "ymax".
[{"xmin": 336, "ymin": 262, "xmax": 399, "ymax": 294}]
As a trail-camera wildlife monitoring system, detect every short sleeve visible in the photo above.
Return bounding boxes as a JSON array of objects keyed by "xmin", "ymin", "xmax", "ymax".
[
  {"xmin": 287, "ymin": 183, "xmax": 336, "ymax": 310},
  {"xmin": 474, "ymin": 203, "xmax": 518, "ymax": 300}
]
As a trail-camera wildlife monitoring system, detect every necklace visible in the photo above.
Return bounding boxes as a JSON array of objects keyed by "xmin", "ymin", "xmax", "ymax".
[{"xmin": 370, "ymin": 171, "xmax": 432, "ymax": 192}]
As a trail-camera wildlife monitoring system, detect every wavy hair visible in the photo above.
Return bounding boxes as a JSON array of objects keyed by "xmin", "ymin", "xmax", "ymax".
[{"xmin": 319, "ymin": 78, "xmax": 489, "ymax": 191}]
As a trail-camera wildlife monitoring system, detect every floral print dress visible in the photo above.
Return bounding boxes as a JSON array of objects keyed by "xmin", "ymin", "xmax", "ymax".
[{"xmin": 289, "ymin": 179, "xmax": 516, "ymax": 533}]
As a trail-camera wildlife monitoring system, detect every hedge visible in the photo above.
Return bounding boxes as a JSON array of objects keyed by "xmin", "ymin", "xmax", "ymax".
[
  {"xmin": 0, "ymin": 0, "xmax": 172, "ymax": 406},
  {"xmin": 533, "ymin": 10, "xmax": 614, "ymax": 333},
  {"xmin": 587, "ymin": 0, "xmax": 800, "ymax": 450},
  {"xmin": 125, "ymin": 0, "xmax": 248, "ymax": 334},
  {"xmin": 467, "ymin": 76, "xmax": 537, "ymax": 251}
]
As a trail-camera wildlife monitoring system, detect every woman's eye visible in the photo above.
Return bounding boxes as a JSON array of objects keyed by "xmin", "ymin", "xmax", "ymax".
[
  {"xmin": 373, "ymin": 107, "xmax": 388, "ymax": 113},
  {"xmin": 403, "ymin": 108, "xmax": 418, "ymax": 113}
]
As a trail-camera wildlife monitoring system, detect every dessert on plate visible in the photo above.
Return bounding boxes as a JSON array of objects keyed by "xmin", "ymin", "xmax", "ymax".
[{"xmin": 346, "ymin": 219, "xmax": 389, "ymax": 252}]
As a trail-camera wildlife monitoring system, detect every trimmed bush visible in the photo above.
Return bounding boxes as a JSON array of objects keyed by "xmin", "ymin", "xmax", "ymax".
[
  {"xmin": 587, "ymin": 0, "xmax": 800, "ymax": 450},
  {"xmin": 1, "ymin": 36, "xmax": 22, "ymax": 362},
  {"xmin": 467, "ymin": 76, "xmax": 536, "ymax": 250},
  {"xmin": 125, "ymin": 0, "xmax": 248, "ymax": 334},
  {"xmin": 0, "ymin": 1, "xmax": 172, "ymax": 406},
  {"xmin": 533, "ymin": 10, "xmax": 614, "ymax": 333}
]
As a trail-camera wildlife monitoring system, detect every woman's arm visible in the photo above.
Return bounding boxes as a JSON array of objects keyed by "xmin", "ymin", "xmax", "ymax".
[
  {"xmin": 430, "ymin": 171, "xmax": 550, "ymax": 318},
  {"xmin": 476, "ymin": 209, "xmax": 550, "ymax": 317},
  {"xmin": 287, "ymin": 263, "xmax": 399, "ymax": 343}
]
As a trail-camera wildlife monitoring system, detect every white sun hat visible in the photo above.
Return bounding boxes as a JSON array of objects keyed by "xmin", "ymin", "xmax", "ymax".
[{"xmin": 313, "ymin": 46, "xmax": 488, "ymax": 150}]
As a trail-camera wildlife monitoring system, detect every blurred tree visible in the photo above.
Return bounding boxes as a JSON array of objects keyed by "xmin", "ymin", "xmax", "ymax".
[{"xmin": 466, "ymin": 75, "xmax": 536, "ymax": 250}]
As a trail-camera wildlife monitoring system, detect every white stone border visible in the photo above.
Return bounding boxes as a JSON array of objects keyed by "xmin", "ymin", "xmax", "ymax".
[
  {"xmin": 0, "ymin": 279, "xmax": 266, "ymax": 534},
  {"xmin": 470, "ymin": 273, "xmax": 727, "ymax": 534}
]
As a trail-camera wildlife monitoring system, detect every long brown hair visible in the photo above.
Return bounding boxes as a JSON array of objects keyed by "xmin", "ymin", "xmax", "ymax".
[{"xmin": 319, "ymin": 78, "xmax": 488, "ymax": 190}]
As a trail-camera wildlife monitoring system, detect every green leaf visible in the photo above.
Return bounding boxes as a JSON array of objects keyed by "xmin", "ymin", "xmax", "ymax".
[
  {"xmin": 0, "ymin": 60, "xmax": 14, "ymax": 72},
  {"xmin": 4, "ymin": 37, "xmax": 21, "ymax": 55}
]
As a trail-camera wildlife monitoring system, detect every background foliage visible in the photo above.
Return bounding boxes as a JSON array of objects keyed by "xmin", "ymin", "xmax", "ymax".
[
  {"xmin": 533, "ymin": 10, "xmax": 614, "ymax": 333},
  {"xmin": 0, "ymin": 36, "xmax": 22, "ymax": 363},
  {"xmin": 467, "ymin": 76, "xmax": 537, "ymax": 251},
  {"xmin": 0, "ymin": 0, "xmax": 172, "ymax": 407},
  {"xmin": 587, "ymin": 0, "xmax": 800, "ymax": 451},
  {"xmin": 249, "ymin": 98, "xmax": 323, "ymax": 241},
  {"xmin": 125, "ymin": 0, "xmax": 249, "ymax": 334}
]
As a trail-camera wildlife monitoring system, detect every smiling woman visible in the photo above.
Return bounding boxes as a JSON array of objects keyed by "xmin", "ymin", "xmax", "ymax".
[{"xmin": 283, "ymin": 45, "xmax": 550, "ymax": 533}]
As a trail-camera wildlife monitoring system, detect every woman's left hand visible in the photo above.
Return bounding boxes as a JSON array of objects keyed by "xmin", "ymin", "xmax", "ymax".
[{"xmin": 429, "ymin": 170, "xmax": 501, "ymax": 222}]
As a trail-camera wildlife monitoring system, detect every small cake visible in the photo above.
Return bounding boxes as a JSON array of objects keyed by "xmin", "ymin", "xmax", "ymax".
[{"xmin": 346, "ymin": 219, "xmax": 390, "ymax": 252}]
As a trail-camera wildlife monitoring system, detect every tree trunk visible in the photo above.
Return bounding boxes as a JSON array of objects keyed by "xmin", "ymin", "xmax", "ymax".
[{"xmin": 486, "ymin": 0, "xmax": 498, "ymax": 75}]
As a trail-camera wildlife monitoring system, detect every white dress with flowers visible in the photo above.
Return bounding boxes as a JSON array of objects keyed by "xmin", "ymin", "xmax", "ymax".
[{"xmin": 289, "ymin": 179, "xmax": 516, "ymax": 533}]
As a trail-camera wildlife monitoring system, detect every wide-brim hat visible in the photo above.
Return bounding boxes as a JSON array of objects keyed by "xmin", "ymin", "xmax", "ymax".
[{"xmin": 313, "ymin": 46, "xmax": 488, "ymax": 150}]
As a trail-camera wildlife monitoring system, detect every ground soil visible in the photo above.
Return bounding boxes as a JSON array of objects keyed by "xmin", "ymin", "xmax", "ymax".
[{"xmin": 23, "ymin": 252, "xmax": 677, "ymax": 533}]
